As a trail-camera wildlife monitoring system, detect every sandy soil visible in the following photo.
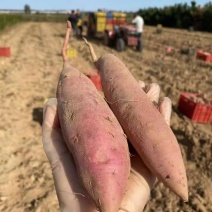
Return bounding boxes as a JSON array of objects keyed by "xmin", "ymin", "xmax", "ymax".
[{"xmin": 0, "ymin": 22, "xmax": 211, "ymax": 212}]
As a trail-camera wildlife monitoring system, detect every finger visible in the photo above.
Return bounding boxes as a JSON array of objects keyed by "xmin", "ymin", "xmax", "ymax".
[
  {"xmin": 158, "ymin": 97, "xmax": 172, "ymax": 126},
  {"xmin": 42, "ymin": 98, "xmax": 96, "ymax": 211},
  {"xmin": 120, "ymin": 150, "xmax": 156, "ymax": 212},
  {"xmin": 43, "ymin": 98, "xmax": 60, "ymax": 129},
  {"xmin": 51, "ymin": 147, "xmax": 96, "ymax": 211},
  {"xmin": 42, "ymin": 98, "xmax": 67, "ymax": 166},
  {"xmin": 138, "ymin": 80, "xmax": 145, "ymax": 89},
  {"xmin": 145, "ymin": 83, "xmax": 160, "ymax": 103}
]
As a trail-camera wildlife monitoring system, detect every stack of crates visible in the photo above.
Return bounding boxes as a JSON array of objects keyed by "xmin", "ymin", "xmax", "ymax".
[
  {"xmin": 95, "ymin": 12, "xmax": 106, "ymax": 33},
  {"xmin": 113, "ymin": 12, "xmax": 126, "ymax": 25},
  {"xmin": 106, "ymin": 12, "xmax": 114, "ymax": 30}
]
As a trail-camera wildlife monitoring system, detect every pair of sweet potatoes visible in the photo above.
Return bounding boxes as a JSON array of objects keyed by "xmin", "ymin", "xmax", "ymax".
[{"xmin": 56, "ymin": 21, "xmax": 188, "ymax": 212}]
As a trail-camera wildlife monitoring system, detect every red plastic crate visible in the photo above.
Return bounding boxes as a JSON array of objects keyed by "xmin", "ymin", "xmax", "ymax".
[
  {"xmin": 196, "ymin": 50, "xmax": 212, "ymax": 62},
  {"xmin": 85, "ymin": 71, "xmax": 102, "ymax": 91},
  {"xmin": 178, "ymin": 93, "xmax": 212, "ymax": 123},
  {"xmin": 0, "ymin": 47, "xmax": 11, "ymax": 57},
  {"xmin": 106, "ymin": 19, "xmax": 114, "ymax": 24},
  {"xmin": 89, "ymin": 75, "xmax": 102, "ymax": 90},
  {"xmin": 84, "ymin": 70, "xmax": 98, "ymax": 77},
  {"xmin": 115, "ymin": 20, "xmax": 126, "ymax": 25}
]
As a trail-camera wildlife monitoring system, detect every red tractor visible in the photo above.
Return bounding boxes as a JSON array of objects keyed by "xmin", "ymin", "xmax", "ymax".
[
  {"xmin": 87, "ymin": 12, "xmax": 142, "ymax": 52},
  {"xmin": 104, "ymin": 25, "xmax": 142, "ymax": 52}
]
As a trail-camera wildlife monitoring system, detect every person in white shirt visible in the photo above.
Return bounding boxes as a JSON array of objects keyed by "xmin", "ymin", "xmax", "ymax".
[{"xmin": 132, "ymin": 12, "xmax": 144, "ymax": 51}]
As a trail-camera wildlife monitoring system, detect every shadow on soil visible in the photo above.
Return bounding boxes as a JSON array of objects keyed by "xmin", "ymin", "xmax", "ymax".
[
  {"xmin": 32, "ymin": 107, "xmax": 43, "ymax": 126},
  {"xmin": 172, "ymin": 106, "xmax": 194, "ymax": 161}
]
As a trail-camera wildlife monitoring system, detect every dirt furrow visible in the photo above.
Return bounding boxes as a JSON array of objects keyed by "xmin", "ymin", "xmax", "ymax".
[{"xmin": 0, "ymin": 22, "xmax": 65, "ymax": 212}]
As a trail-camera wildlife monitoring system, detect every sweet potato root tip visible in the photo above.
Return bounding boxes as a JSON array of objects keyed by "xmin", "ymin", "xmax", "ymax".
[
  {"xmin": 83, "ymin": 37, "xmax": 98, "ymax": 62},
  {"xmin": 61, "ymin": 21, "xmax": 72, "ymax": 62}
]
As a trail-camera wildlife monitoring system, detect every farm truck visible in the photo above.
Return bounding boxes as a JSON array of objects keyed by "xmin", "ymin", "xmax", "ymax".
[{"xmin": 86, "ymin": 11, "xmax": 142, "ymax": 52}]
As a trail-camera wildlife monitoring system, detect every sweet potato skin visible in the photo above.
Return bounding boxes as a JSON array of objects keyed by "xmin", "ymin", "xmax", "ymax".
[
  {"xmin": 57, "ymin": 62, "xmax": 130, "ymax": 211},
  {"xmin": 96, "ymin": 54, "xmax": 188, "ymax": 201}
]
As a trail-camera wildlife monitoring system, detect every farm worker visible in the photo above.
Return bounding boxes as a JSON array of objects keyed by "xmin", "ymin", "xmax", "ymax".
[
  {"xmin": 68, "ymin": 10, "xmax": 77, "ymax": 32},
  {"xmin": 132, "ymin": 12, "xmax": 144, "ymax": 51},
  {"xmin": 76, "ymin": 9, "xmax": 83, "ymax": 37},
  {"xmin": 42, "ymin": 83, "xmax": 172, "ymax": 211}
]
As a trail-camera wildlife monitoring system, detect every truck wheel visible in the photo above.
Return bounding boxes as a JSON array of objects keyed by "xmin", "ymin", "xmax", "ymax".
[{"xmin": 116, "ymin": 38, "xmax": 125, "ymax": 52}]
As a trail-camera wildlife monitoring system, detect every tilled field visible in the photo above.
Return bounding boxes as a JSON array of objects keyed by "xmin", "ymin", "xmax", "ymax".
[{"xmin": 0, "ymin": 22, "xmax": 211, "ymax": 212}]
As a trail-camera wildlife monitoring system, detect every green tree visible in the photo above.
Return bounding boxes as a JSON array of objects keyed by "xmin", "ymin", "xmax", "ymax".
[
  {"xmin": 201, "ymin": 2, "xmax": 212, "ymax": 32},
  {"xmin": 136, "ymin": 1, "xmax": 212, "ymax": 32}
]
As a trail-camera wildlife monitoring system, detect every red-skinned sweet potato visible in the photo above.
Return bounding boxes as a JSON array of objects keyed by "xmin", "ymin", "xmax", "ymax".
[
  {"xmin": 84, "ymin": 39, "xmax": 188, "ymax": 202},
  {"xmin": 57, "ymin": 22, "xmax": 130, "ymax": 212}
]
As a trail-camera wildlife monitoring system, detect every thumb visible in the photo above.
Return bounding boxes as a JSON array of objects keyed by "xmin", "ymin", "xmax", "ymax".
[
  {"xmin": 42, "ymin": 98, "xmax": 67, "ymax": 165},
  {"xmin": 43, "ymin": 98, "xmax": 59, "ymax": 130}
]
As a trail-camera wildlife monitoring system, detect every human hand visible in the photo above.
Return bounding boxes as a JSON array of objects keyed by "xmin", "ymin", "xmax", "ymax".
[{"xmin": 42, "ymin": 81, "xmax": 172, "ymax": 212}]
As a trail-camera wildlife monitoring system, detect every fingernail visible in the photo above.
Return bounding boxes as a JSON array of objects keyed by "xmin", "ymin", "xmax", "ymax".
[
  {"xmin": 159, "ymin": 97, "xmax": 172, "ymax": 126},
  {"xmin": 146, "ymin": 83, "xmax": 160, "ymax": 103},
  {"xmin": 45, "ymin": 106, "xmax": 55, "ymax": 127},
  {"xmin": 43, "ymin": 99, "xmax": 49, "ymax": 118},
  {"xmin": 43, "ymin": 98, "xmax": 57, "ymax": 121},
  {"xmin": 43, "ymin": 105, "xmax": 49, "ymax": 122},
  {"xmin": 43, "ymin": 103, "xmax": 49, "ymax": 119},
  {"xmin": 44, "ymin": 97, "xmax": 57, "ymax": 107}
]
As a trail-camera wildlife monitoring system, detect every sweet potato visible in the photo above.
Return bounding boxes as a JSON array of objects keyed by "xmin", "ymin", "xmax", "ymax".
[
  {"xmin": 84, "ymin": 39, "xmax": 188, "ymax": 202},
  {"xmin": 57, "ymin": 22, "xmax": 130, "ymax": 211}
]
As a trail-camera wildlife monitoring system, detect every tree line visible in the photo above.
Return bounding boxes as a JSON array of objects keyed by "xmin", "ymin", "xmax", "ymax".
[{"xmin": 138, "ymin": 1, "xmax": 212, "ymax": 32}]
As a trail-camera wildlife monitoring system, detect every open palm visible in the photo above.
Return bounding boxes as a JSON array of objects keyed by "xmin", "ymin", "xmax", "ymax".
[{"xmin": 42, "ymin": 81, "xmax": 171, "ymax": 212}]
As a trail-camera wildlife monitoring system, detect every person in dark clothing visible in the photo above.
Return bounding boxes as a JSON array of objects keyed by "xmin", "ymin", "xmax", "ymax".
[
  {"xmin": 68, "ymin": 10, "xmax": 77, "ymax": 31},
  {"xmin": 75, "ymin": 9, "xmax": 83, "ymax": 37}
]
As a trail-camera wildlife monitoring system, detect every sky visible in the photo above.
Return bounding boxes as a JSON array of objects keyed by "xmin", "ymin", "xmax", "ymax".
[{"xmin": 0, "ymin": 0, "xmax": 211, "ymax": 11}]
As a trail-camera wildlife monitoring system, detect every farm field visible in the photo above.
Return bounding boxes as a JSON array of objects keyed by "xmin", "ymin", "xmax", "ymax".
[{"xmin": 0, "ymin": 22, "xmax": 211, "ymax": 212}]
